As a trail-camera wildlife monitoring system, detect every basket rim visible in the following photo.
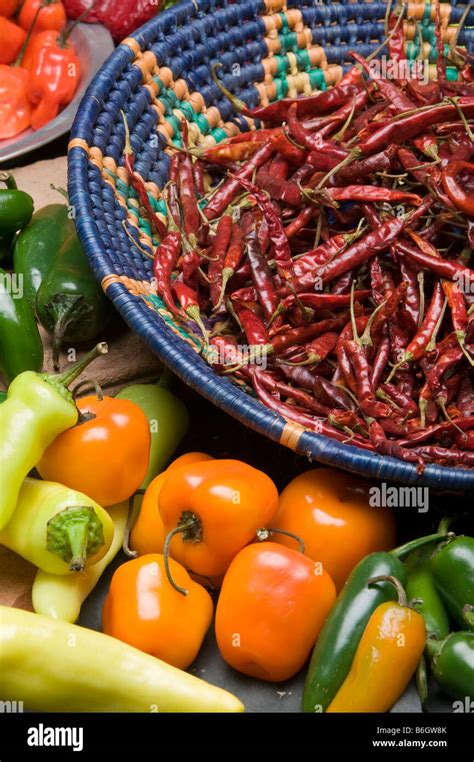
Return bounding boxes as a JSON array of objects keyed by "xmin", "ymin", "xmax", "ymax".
[{"xmin": 68, "ymin": 0, "xmax": 474, "ymax": 491}]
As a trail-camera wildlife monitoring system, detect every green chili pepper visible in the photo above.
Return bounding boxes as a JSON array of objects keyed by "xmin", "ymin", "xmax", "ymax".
[
  {"xmin": 406, "ymin": 545, "xmax": 450, "ymax": 642},
  {"xmin": 116, "ymin": 378, "xmax": 189, "ymax": 488},
  {"xmin": 0, "ymin": 233, "xmax": 15, "ymax": 266},
  {"xmin": 0, "ymin": 172, "xmax": 34, "ymax": 237},
  {"xmin": 302, "ymin": 531, "xmax": 449, "ymax": 713},
  {"xmin": 35, "ymin": 233, "xmax": 113, "ymax": 370},
  {"xmin": 431, "ymin": 536, "xmax": 474, "ymax": 631},
  {"xmin": 426, "ymin": 632, "xmax": 474, "ymax": 701},
  {"xmin": 13, "ymin": 204, "xmax": 75, "ymax": 308},
  {"xmin": 0, "ymin": 342, "xmax": 107, "ymax": 530},
  {"xmin": 0, "ymin": 268, "xmax": 43, "ymax": 385}
]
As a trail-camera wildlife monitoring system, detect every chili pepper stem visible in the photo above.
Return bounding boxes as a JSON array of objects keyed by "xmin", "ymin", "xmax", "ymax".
[
  {"xmin": 185, "ymin": 306, "xmax": 209, "ymax": 346},
  {"xmin": 163, "ymin": 512, "xmax": 202, "ymax": 596},
  {"xmin": 211, "ymin": 63, "xmax": 247, "ymax": 114},
  {"xmin": 46, "ymin": 505, "xmax": 105, "ymax": 573},
  {"xmin": 463, "ymin": 604, "xmax": 474, "ymax": 628},
  {"xmin": 415, "ymin": 655, "xmax": 429, "ymax": 712},
  {"xmin": 391, "ymin": 532, "xmax": 452, "ymax": 560},
  {"xmin": 424, "ymin": 637, "xmax": 443, "ymax": 660},
  {"xmin": 14, "ymin": 2, "xmax": 43, "ymax": 66},
  {"xmin": 368, "ymin": 574, "xmax": 408, "ymax": 606},
  {"xmin": 256, "ymin": 527, "xmax": 305, "ymax": 554},
  {"xmin": 122, "ymin": 490, "xmax": 146, "ymax": 558},
  {"xmin": 48, "ymin": 342, "xmax": 108, "ymax": 390}
]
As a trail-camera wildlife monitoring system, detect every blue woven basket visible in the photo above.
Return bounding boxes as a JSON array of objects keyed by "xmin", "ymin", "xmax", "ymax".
[{"xmin": 68, "ymin": 0, "xmax": 474, "ymax": 490}]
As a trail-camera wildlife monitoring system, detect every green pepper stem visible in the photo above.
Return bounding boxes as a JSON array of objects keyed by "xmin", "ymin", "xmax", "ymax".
[
  {"xmin": 163, "ymin": 512, "xmax": 202, "ymax": 596},
  {"xmin": 391, "ymin": 532, "xmax": 450, "ymax": 560},
  {"xmin": 256, "ymin": 527, "xmax": 306, "ymax": 555},
  {"xmin": 0, "ymin": 172, "xmax": 17, "ymax": 190},
  {"xmin": 46, "ymin": 505, "xmax": 105, "ymax": 572},
  {"xmin": 463, "ymin": 604, "xmax": 474, "ymax": 628},
  {"xmin": 50, "ymin": 342, "xmax": 108, "ymax": 388},
  {"xmin": 14, "ymin": 3, "xmax": 43, "ymax": 66},
  {"xmin": 416, "ymin": 655, "xmax": 429, "ymax": 713},
  {"xmin": 424, "ymin": 637, "xmax": 444, "ymax": 660},
  {"xmin": 122, "ymin": 490, "xmax": 146, "ymax": 558},
  {"xmin": 368, "ymin": 574, "xmax": 408, "ymax": 607}
]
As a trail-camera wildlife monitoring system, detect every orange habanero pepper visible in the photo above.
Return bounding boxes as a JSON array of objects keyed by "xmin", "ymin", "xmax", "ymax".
[
  {"xmin": 327, "ymin": 576, "xmax": 426, "ymax": 712},
  {"xmin": 0, "ymin": 65, "xmax": 31, "ymax": 138},
  {"xmin": 28, "ymin": 35, "xmax": 80, "ymax": 130},
  {"xmin": 158, "ymin": 459, "xmax": 279, "ymax": 578},
  {"xmin": 22, "ymin": 28, "xmax": 76, "ymax": 70},
  {"xmin": 102, "ymin": 554, "xmax": 213, "ymax": 670},
  {"xmin": 216, "ymin": 542, "xmax": 337, "ymax": 682},
  {"xmin": 19, "ymin": 0, "xmax": 66, "ymax": 32},
  {"xmin": 0, "ymin": 0, "xmax": 20, "ymax": 17},
  {"xmin": 37, "ymin": 395, "xmax": 150, "ymax": 507},
  {"xmin": 128, "ymin": 452, "xmax": 214, "ymax": 557},
  {"xmin": 275, "ymin": 468, "xmax": 396, "ymax": 591},
  {"xmin": 0, "ymin": 16, "xmax": 27, "ymax": 64}
]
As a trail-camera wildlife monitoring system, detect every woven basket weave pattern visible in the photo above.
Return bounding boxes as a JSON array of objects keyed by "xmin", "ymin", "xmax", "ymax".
[{"xmin": 69, "ymin": 0, "xmax": 474, "ymax": 489}]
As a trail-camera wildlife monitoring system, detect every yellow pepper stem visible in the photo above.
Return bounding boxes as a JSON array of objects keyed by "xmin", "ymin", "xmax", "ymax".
[{"xmin": 47, "ymin": 506, "xmax": 105, "ymax": 572}]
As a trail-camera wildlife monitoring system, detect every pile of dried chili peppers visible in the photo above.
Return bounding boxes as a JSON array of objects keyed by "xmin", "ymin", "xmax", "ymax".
[{"xmin": 132, "ymin": 8, "xmax": 474, "ymax": 472}]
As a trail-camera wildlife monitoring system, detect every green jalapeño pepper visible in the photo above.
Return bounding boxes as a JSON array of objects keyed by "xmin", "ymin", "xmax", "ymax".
[
  {"xmin": 426, "ymin": 632, "xmax": 474, "ymax": 702},
  {"xmin": 0, "ymin": 342, "xmax": 107, "ymax": 529},
  {"xmin": 116, "ymin": 380, "xmax": 189, "ymax": 488},
  {"xmin": 0, "ymin": 268, "xmax": 43, "ymax": 385},
  {"xmin": 406, "ymin": 545, "xmax": 450, "ymax": 642},
  {"xmin": 0, "ymin": 172, "xmax": 34, "ymax": 237},
  {"xmin": 0, "ymin": 477, "xmax": 114, "ymax": 574},
  {"xmin": 13, "ymin": 203, "xmax": 75, "ymax": 308},
  {"xmin": 431, "ymin": 536, "xmax": 474, "ymax": 631},
  {"xmin": 303, "ymin": 531, "xmax": 449, "ymax": 713},
  {"xmin": 35, "ymin": 232, "xmax": 113, "ymax": 369}
]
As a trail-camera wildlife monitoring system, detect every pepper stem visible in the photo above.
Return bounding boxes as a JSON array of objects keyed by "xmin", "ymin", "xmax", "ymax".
[
  {"xmin": 0, "ymin": 172, "xmax": 17, "ymax": 190},
  {"xmin": 391, "ymin": 531, "xmax": 451, "ymax": 560},
  {"xmin": 416, "ymin": 655, "xmax": 429, "ymax": 712},
  {"xmin": 256, "ymin": 527, "xmax": 305, "ymax": 554},
  {"xmin": 163, "ymin": 512, "xmax": 202, "ymax": 596},
  {"xmin": 14, "ymin": 2, "xmax": 44, "ymax": 66},
  {"xmin": 57, "ymin": 1, "xmax": 96, "ymax": 49},
  {"xmin": 211, "ymin": 63, "xmax": 247, "ymax": 114},
  {"xmin": 122, "ymin": 490, "xmax": 146, "ymax": 558},
  {"xmin": 463, "ymin": 604, "xmax": 474, "ymax": 628},
  {"xmin": 368, "ymin": 574, "xmax": 408, "ymax": 607},
  {"xmin": 50, "ymin": 342, "xmax": 108, "ymax": 388},
  {"xmin": 46, "ymin": 506, "xmax": 105, "ymax": 572},
  {"xmin": 424, "ymin": 637, "xmax": 444, "ymax": 660}
]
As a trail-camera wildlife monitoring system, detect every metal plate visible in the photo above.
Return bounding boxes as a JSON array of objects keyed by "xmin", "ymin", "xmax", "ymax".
[
  {"xmin": 0, "ymin": 24, "xmax": 114, "ymax": 163},
  {"xmin": 78, "ymin": 552, "xmax": 453, "ymax": 714}
]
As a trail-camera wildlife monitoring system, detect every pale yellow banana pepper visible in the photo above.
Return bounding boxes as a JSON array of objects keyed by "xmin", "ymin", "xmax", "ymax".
[
  {"xmin": 0, "ymin": 606, "xmax": 244, "ymax": 713},
  {"xmin": 32, "ymin": 502, "xmax": 128, "ymax": 622},
  {"xmin": 0, "ymin": 477, "xmax": 114, "ymax": 574}
]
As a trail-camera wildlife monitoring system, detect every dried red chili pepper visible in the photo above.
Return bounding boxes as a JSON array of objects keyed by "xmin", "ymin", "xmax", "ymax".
[
  {"xmin": 204, "ymin": 140, "xmax": 275, "ymax": 220},
  {"xmin": 152, "ymin": 232, "xmax": 184, "ymax": 318}
]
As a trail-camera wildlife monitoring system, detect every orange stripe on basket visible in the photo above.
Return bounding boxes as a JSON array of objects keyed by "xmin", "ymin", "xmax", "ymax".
[
  {"xmin": 121, "ymin": 37, "xmax": 141, "ymax": 55},
  {"xmin": 280, "ymin": 421, "xmax": 307, "ymax": 451},
  {"xmin": 68, "ymin": 138, "xmax": 90, "ymax": 153}
]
